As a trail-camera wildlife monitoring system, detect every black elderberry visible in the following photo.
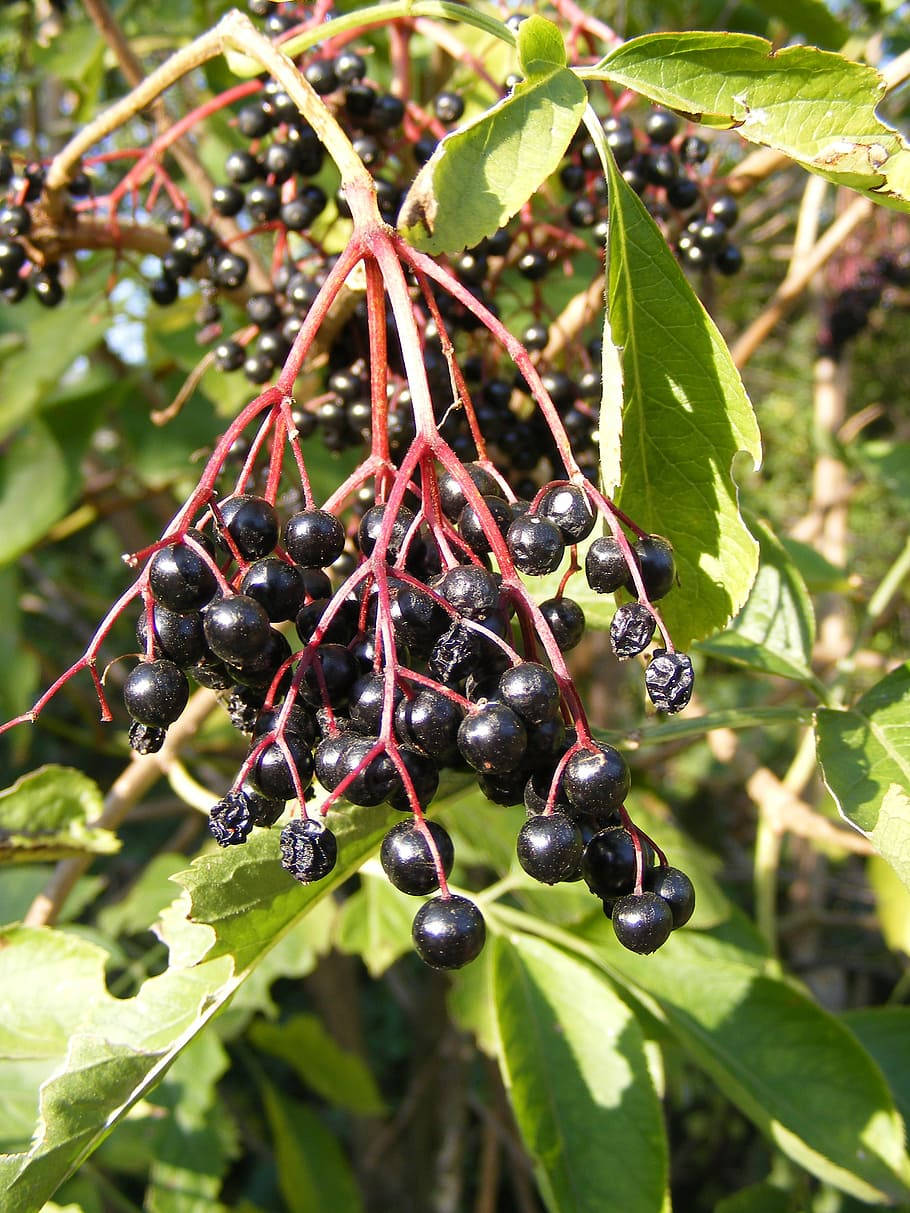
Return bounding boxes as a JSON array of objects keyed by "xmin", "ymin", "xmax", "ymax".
[
  {"xmin": 610, "ymin": 602, "xmax": 657, "ymax": 658},
  {"xmin": 666, "ymin": 177, "xmax": 700, "ymax": 210},
  {"xmin": 124, "ymin": 659, "xmax": 190, "ymax": 727},
  {"xmin": 715, "ymin": 245, "xmax": 743, "ymax": 276},
  {"xmin": 241, "ymin": 781, "xmax": 285, "ymax": 828},
  {"xmin": 223, "ymin": 684, "xmax": 266, "ymax": 732},
  {"xmin": 224, "ymin": 149, "xmax": 260, "ymax": 184},
  {"xmin": 478, "ymin": 769, "xmax": 527, "ymax": 805},
  {"xmin": 644, "ymin": 865, "xmax": 695, "ymax": 928},
  {"xmin": 246, "ymin": 183, "xmax": 281, "ymax": 223},
  {"xmin": 630, "ymin": 534, "xmax": 675, "ymax": 601},
  {"xmin": 189, "ymin": 656, "xmax": 234, "ymax": 690},
  {"xmin": 333, "ymin": 736, "xmax": 398, "ymax": 806},
  {"xmin": 236, "ymin": 101, "xmax": 274, "ymax": 139},
  {"xmin": 227, "ymin": 626, "xmax": 291, "ymax": 691},
  {"xmin": 680, "ymin": 135, "xmax": 709, "ymax": 164},
  {"xmin": 32, "ymin": 271, "xmax": 64, "ymax": 308},
  {"xmin": 280, "ymin": 818, "xmax": 337, "ymax": 883},
  {"xmin": 645, "ymin": 109, "xmax": 679, "ymax": 145},
  {"xmin": 538, "ymin": 484, "xmax": 596, "ymax": 543},
  {"xmin": 386, "ymin": 746, "xmax": 440, "ymax": 811},
  {"xmin": 605, "ymin": 126, "xmax": 636, "ymax": 167},
  {"xmin": 138, "ymin": 603, "xmax": 208, "ymax": 667},
  {"xmin": 253, "ymin": 702, "xmax": 317, "ymax": 744},
  {"xmin": 209, "ymin": 790, "xmax": 255, "ymax": 846},
  {"xmin": 304, "ymin": 59, "xmax": 338, "ymax": 94},
  {"xmin": 284, "ymin": 508, "xmax": 345, "ymax": 567},
  {"xmin": 539, "ymin": 596, "xmax": 585, "ymax": 652},
  {"xmin": 457, "ymin": 703, "xmax": 527, "ymax": 774},
  {"xmin": 240, "ymin": 557, "xmax": 306, "ymax": 621},
  {"xmin": 243, "ymin": 352, "xmax": 272, "ymax": 384},
  {"xmin": 0, "ymin": 239, "xmax": 26, "ymax": 286},
  {"xmin": 412, "ymin": 895, "xmax": 485, "ymax": 969},
  {"xmin": 381, "ymin": 820, "xmax": 454, "ymax": 895},
  {"xmin": 458, "ymin": 495, "xmax": 512, "ymax": 557},
  {"xmin": 348, "ymin": 671, "xmax": 403, "ymax": 735},
  {"xmin": 564, "ymin": 742, "xmax": 630, "ymax": 816},
  {"xmin": 211, "ymin": 183, "xmax": 244, "ymax": 217},
  {"xmin": 300, "ymin": 643, "xmax": 359, "ymax": 708},
  {"xmin": 498, "ymin": 663, "xmax": 560, "ymax": 725},
  {"xmin": 437, "ymin": 565, "xmax": 500, "ymax": 617},
  {"xmin": 645, "ymin": 649, "xmax": 694, "ymax": 713},
  {"xmin": 395, "ymin": 688, "xmax": 463, "ymax": 764},
  {"xmin": 517, "ymin": 813, "xmax": 583, "ymax": 884},
  {"xmin": 212, "ymin": 251, "xmax": 250, "ymax": 289},
  {"xmin": 214, "ymin": 339, "xmax": 245, "ymax": 372},
  {"xmin": 516, "ymin": 249, "xmax": 549, "ymax": 280},
  {"xmin": 582, "ymin": 826, "xmax": 643, "ymax": 899},
  {"xmin": 334, "ymin": 50, "xmax": 366, "ymax": 83},
  {"xmin": 203, "ymin": 595, "xmax": 272, "ymax": 664},
  {"xmin": 506, "ymin": 514, "xmax": 565, "ymax": 576},
  {"xmin": 217, "ymin": 495, "xmax": 278, "ymax": 560},
  {"xmin": 252, "ymin": 733, "xmax": 315, "ymax": 800},
  {"xmin": 434, "ymin": 91, "xmax": 465, "ymax": 123},
  {"xmin": 585, "ymin": 536, "xmax": 630, "ymax": 594},
  {"xmin": 372, "ymin": 93, "xmax": 405, "ymax": 129},
  {"xmin": 0, "ymin": 205, "xmax": 30, "ymax": 239},
  {"xmin": 612, "ymin": 891, "xmax": 673, "ymax": 953},
  {"xmin": 437, "ymin": 462, "xmax": 502, "ymax": 521},
  {"xmin": 128, "ymin": 721, "xmax": 166, "ymax": 754}
]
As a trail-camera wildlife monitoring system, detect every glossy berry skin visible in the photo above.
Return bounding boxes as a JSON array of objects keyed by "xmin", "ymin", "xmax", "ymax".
[
  {"xmin": 386, "ymin": 746, "xmax": 440, "ymax": 812},
  {"xmin": 644, "ymin": 865, "xmax": 696, "ymax": 928},
  {"xmin": 283, "ymin": 509, "xmax": 345, "ymax": 568},
  {"xmin": 358, "ymin": 503, "xmax": 416, "ymax": 560},
  {"xmin": 585, "ymin": 537, "xmax": 630, "ymax": 594},
  {"xmin": 218, "ymin": 495, "xmax": 278, "ymax": 560},
  {"xmin": 412, "ymin": 895, "xmax": 486, "ymax": 970},
  {"xmin": 279, "ymin": 818, "xmax": 337, "ymax": 884},
  {"xmin": 252, "ymin": 733, "xmax": 315, "ymax": 800},
  {"xmin": 203, "ymin": 595, "xmax": 272, "ymax": 664},
  {"xmin": 438, "ymin": 565, "xmax": 500, "ymax": 618},
  {"xmin": 240, "ymin": 558, "xmax": 306, "ymax": 622},
  {"xmin": 457, "ymin": 704, "xmax": 527, "ymax": 774},
  {"xmin": 564, "ymin": 743, "xmax": 630, "ymax": 816},
  {"xmin": 538, "ymin": 484, "xmax": 596, "ymax": 543},
  {"xmin": 506, "ymin": 514, "xmax": 565, "ymax": 575},
  {"xmin": 645, "ymin": 109, "xmax": 679, "ymax": 144},
  {"xmin": 434, "ymin": 91, "xmax": 465, "ymax": 123},
  {"xmin": 498, "ymin": 662, "xmax": 560, "ymax": 724},
  {"xmin": 610, "ymin": 602, "xmax": 657, "ymax": 658},
  {"xmin": 582, "ymin": 826, "xmax": 642, "ymax": 899},
  {"xmin": 612, "ymin": 892, "xmax": 674, "ymax": 953},
  {"xmin": 517, "ymin": 813, "xmax": 583, "ymax": 884},
  {"xmin": 138, "ymin": 604, "xmax": 207, "ymax": 667},
  {"xmin": 32, "ymin": 271, "xmax": 64, "ymax": 307},
  {"xmin": 631, "ymin": 534, "xmax": 675, "ymax": 601},
  {"xmin": 437, "ymin": 463, "xmax": 501, "ymax": 521},
  {"xmin": 458, "ymin": 496, "xmax": 512, "ymax": 556},
  {"xmin": 381, "ymin": 820, "xmax": 454, "ymax": 895},
  {"xmin": 124, "ymin": 659, "xmax": 189, "ymax": 727},
  {"xmin": 645, "ymin": 649, "xmax": 694, "ymax": 713},
  {"xmin": 149, "ymin": 537, "xmax": 217, "ymax": 613},
  {"xmin": 395, "ymin": 688, "xmax": 464, "ymax": 765},
  {"xmin": 539, "ymin": 597, "xmax": 585, "ymax": 651},
  {"xmin": 209, "ymin": 791, "xmax": 254, "ymax": 847}
]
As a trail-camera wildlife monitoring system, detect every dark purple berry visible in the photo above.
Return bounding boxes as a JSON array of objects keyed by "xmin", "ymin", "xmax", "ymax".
[
  {"xmin": 506, "ymin": 514, "xmax": 565, "ymax": 575},
  {"xmin": 539, "ymin": 597, "xmax": 585, "ymax": 651},
  {"xmin": 124, "ymin": 659, "xmax": 189, "ymax": 727},
  {"xmin": 203, "ymin": 595, "xmax": 272, "ymax": 664},
  {"xmin": 283, "ymin": 509, "xmax": 345, "ymax": 567},
  {"xmin": 564, "ymin": 743, "xmax": 630, "ymax": 816},
  {"xmin": 631, "ymin": 535, "xmax": 675, "ymax": 601},
  {"xmin": 279, "ymin": 818, "xmax": 337, "ymax": 883},
  {"xmin": 586, "ymin": 536, "xmax": 630, "ymax": 594},
  {"xmin": 412, "ymin": 895, "xmax": 485, "ymax": 969},
  {"xmin": 612, "ymin": 891, "xmax": 673, "ymax": 953},
  {"xmin": 610, "ymin": 602, "xmax": 656, "ymax": 658},
  {"xmin": 645, "ymin": 649, "xmax": 694, "ymax": 713},
  {"xmin": 217, "ymin": 495, "xmax": 279, "ymax": 560},
  {"xmin": 381, "ymin": 820, "xmax": 454, "ymax": 894},
  {"xmin": 209, "ymin": 790, "xmax": 254, "ymax": 846},
  {"xmin": 517, "ymin": 813, "xmax": 583, "ymax": 884},
  {"xmin": 582, "ymin": 826, "xmax": 643, "ymax": 899},
  {"xmin": 128, "ymin": 721, "xmax": 166, "ymax": 754},
  {"xmin": 644, "ymin": 865, "xmax": 695, "ymax": 928},
  {"xmin": 457, "ymin": 704, "xmax": 527, "ymax": 774}
]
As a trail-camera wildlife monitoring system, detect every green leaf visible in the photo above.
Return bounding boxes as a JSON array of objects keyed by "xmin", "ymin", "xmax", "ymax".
[
  {"xmin": 574, "ymin": 919, "xmax": 910, "ymax": 1203},
  {"xmin": 594, "ymin": 34, "xmax": 910, "ymax": 211},
  {"xmin": 749, "ymin": 0, "xmax": 847, "ymax": 49},
  {"xmin": 715, "ymin": 1180, "xmax": 796, "ymax": 1213},
  {"xmin": 0, "ymin": 767, "xmax": 119, "ymax": 863},
  {"xmin": 250, "ymin": 1013, "xmax": 385, "ymax": 1115},
  {"xmin": 491, "ymin": 932, "xmax": 668, "ymax": 1213},
  {"xmin": 335, "ymin": 867, "xmax": 415, "ymax": 977},
  {"xmin": 517, "ymin": 14, "xmax": 567, "ymax": 74},
  {"xmin": 867, "ymin": 854, "xmax": 910, "ymax": 955},
  {"xmin": 398, "ymin": 55, "xmax": 586, "ymax": 254},
  {"xmin": 261, "ymin": 1084, "xmax": 364, "ymax": 1213},
  {"xmin": 0, "ymin": 567, "xmax": 38, "ymax": 725},
  {"xmin": 697, "ymin": 515, "xmax": 816, "ymax": 683},
  {"xmin": 816, "ymin": 663, "xmax": 910, "ymax": 890},
  {"xmin": 780, "ymin": 537, "xmax": 852, "ymax": 594},
  {"xmin": 0, "ymin": 801, "xmax": 398, "ymax": 1211},
  {"xmin": 606, "ymin": 156, "xmax": 761, "ymax": 647},
  {"xmin": 841, "ymin": 1007, "xmax": 910, "ymax": 1135},
  {"xmin": 856, "ymin": 439, "xmax": 910, "ymax": 510},
  {"xmin": 0, "ymin": 421, "xmax": 71, "ymax": 567},
  {"xmin": 97, "ymin": 854, "xmax": 189, "ymax": 938}
]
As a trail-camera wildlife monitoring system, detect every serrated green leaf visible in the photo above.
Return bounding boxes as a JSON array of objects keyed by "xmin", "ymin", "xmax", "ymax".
[
  {"xmin": 816, "ymin": 664, "xmax": 910, "ymax": 890},
  {"xmin": 0, "ymin": 767, "xmax": 119, "ymax": 863},
  {"xmin": 398, "ymin": 67, "xmax": 586, "ymax": 255},
  {"xmin": 606, "ymin": 156, "xmax": 761, "ymax": 648},
  {"xmin": 491, "ymin": 932, "xmax": 668, "ymax": 1213},
  {"xmin": 261, "ymin": 1084, "xmax": 364, "ymax": 1213},
  {"xmin": 517, "ymin": 14, "xmax": 567, "ymax": 75},
  {"xmin": 594, "ymin": 34, "xmax": 910, "ymax": 210},
  {"xmin": 696, "ymin": 515, "xmax": 816, "ymax": 683},
  {"xmin": 573, "ymin": 919, "xmax": 910, "ymax": 1203},
  {"xmin": 250, "ymin": 1013, "xmax": 385, "ymax": 1115},
  {"xmin": 335, "ymin": 868, "xmax": 414, "ymax": 977},
  {"xmin": 0, "ymin": 801, "xmax": 398, "ymax": 1211}
]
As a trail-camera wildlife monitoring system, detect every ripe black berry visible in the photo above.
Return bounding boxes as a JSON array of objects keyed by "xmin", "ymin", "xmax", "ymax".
[
  {"xmin": 129, "ymin": 721, "xmax": 166, "ymax": 754},
  {"xmin": 203, "ymin": 595, "xmax": 272, "ymax": 663},
  {"xmin": 224, "ymin": 149, "xmax": 260, "ymax": 183},
  {"xmin": 517, "ymin": 813, "xmax": 583, "ymax": 884},
  {"xmin": 438, "ymin": 565, "xmax": 500, "ymax": 618},
  {"xmin": 252, "ymin": 733, "xmax": 315, "ymax": 800},
  {"xmin": 458, "ymin": 495, "xmax": 512, "ymax": 556},
  {"xmin": 538, "ymin": 484, "xmax": 596, "ymax": 543},
  {"xmin": 539, "ymin": 597, "xmax": 585, "ymax": 651},
  {"xmin": 218, "ymin": 495, "xmax": 279, "ymax": 560},
  {"xmin": 645, "ymin": 109, "xmax": 679, "ymax": 144},
  {"xmin": 610, "ymin": 602, "xmax": 656, "ymax": 658},
  {"xmin": 437, "ymin": 462, "xmax": 501, "ymax": 521},
  {"xmin": 381, "ymin": 820, "xmax": 454, "ymax": 894},
  {"xmin": 631, "ymin": 534, "xmax": 675, "ymax": 601},
  {"xmin": 585, "ymin": 536, "xmax": 629, "ymax": 594},
  {"xmin": 582, "ymin": 826, "xmax": 642, "ymax": 899},
  {"xmin": 124, "ymin": 659, "xmax": 189, "ymax": 727},
  {"xmin": 240, "ymin": 558, "xmax": 306, "ymax": 621},
  {"xmin": 516, "ymin": 249, "xmax": 549, "ymax": 280},
  {"xmin": 411, "ymin": 895, "xmax": 485, "ymax": 969},
  {"xmin": 283, "ymin": 509, "xmax": 345, "ymax": 567},
  {"xmin": 564, "ymin": 743, "xmax": 630, "ymax": 815},
  {"xmin": 434, "ymin": 91, "xmax": 465, "ymax": 123},
  {"xmin": 457, "ymin": 703, "xmax": 527, "ymax": 774},
  {"xmin": 279, "ymin": 818, "xmax": 337, "ymax": 883},
  {"xmin": 395, "ymin": 688, "xmax": 463, "ymax": 765},
  {"xmin": 611, "ymin": 892, "xmax": 673, "ymax": 953},
  {"xmin": 506, "ymin": 514, "xmax": 565, "ymax": 575},
  {"xmin": 498, "ymin": 662, "xmax": 560, "ymax": 724},
  {"xmin": 211, "ymin": 183, "xmax": 244, "ymax": 217},
  {"xmin": 645, "ymin": 649, "xmax": 694, "ymax": 713},
  {"xmin": 643, "ymin": 865, "xmax": 695, "ymax": 928}
]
